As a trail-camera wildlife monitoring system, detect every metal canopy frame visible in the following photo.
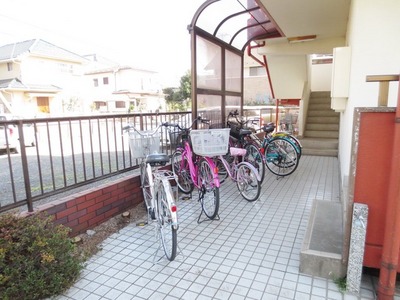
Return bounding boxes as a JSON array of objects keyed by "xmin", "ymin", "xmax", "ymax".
[{"xmin": 188, "ymin": 0, "xmax": 282, "ymax": 127}]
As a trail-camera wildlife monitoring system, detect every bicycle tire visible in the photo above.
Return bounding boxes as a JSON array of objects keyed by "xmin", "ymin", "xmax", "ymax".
[
  {"xmin": 156, "ymin": 181, "xmax": 177, "ymax": 261},
  {"xmin": 140, "ymin": 163, "xmax": 155, "ymax": 219},
  {"xmin": 236, "ymin": 163, "xmax": 261, "ymax": 202},
  {"xmin": 244, "ymin": 144, "xmax": 266, "ymax": 183},
  {"xmin": 264, "ymin": 137, "xmax": 299, "ymax": 176},
  {"xmin": 198, "ymin": 158, "xmax": 220, "ymax": 220},
  {"xmin": 280, "ymin": 134, "xmax": 302, "ymax": 160},
  {"xmin": 171, "ymin": 149, "xmax": 194, "ymax": 194}
]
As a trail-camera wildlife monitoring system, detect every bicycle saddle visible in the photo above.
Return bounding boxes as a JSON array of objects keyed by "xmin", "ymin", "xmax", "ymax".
[
  {"xmin": 146, "ymin": 153, "xmax": 170, "ymax": 166},
  {"xmin": 262, "ymin": 122, "xmax": 276, "ymax": 133},
  {"xmin": 239, "ymin": 129, "xmax": 253, "ymax": 136}
]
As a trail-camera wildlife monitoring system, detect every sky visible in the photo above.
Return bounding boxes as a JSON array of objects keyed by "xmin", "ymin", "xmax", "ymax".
[{"xmin": 0, "ymin": 0, "xmax": 205, "ymax": 87}]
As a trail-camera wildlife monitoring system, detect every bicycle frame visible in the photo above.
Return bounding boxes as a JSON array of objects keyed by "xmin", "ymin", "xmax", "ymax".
[
  {"xmin": 217, "ymin": 153, "xmax": 261, "ymax": 183},
  {"xmin": 179, "ymin": 140, "xmax": 220, "ymax": 190}
]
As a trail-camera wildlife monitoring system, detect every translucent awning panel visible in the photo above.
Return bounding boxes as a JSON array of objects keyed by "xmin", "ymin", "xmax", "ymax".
[{"xmin": 192, "ymin": 0, "xmax": 282, "ymax": 51}]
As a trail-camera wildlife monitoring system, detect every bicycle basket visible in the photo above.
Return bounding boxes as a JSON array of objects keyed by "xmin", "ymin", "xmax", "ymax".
[
  {"xmin": 128, "ymin": 130, "xmax": 160, "ymax": 159},
  {"xmin": 190, "ymin": 128, "xmax": 230, "ymax": 156},
  {"xmin": 169, "ymin": 130, "xmax": 181, "ymax": 147}
]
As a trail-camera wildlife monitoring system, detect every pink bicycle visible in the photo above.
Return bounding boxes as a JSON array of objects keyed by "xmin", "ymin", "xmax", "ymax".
[{"xmin": 167, "ymin": 117, "xmax": 230, "ymax": 223}]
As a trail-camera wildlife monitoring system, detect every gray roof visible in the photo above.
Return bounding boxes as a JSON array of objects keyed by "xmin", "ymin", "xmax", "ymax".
[
  {"xmin": 0, "ymin": 39, "xmax": 87, "ymax": 63},
  {"xmin": 0, "ymin": 78, "xmax": 61, "ymax": 92}
]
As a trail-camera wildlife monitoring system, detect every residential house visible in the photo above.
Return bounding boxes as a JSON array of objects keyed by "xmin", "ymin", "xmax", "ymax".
[
  {"xmin": 0, "ymin": 39, "xmax": 87, "ymax": 117},
  {"xmin": 0, "ymin": 40, "xmax": 166, "ymax": 116},
  {"xmin": 84, "ymin": 54, "xmax": 165, "ymax": 113}
]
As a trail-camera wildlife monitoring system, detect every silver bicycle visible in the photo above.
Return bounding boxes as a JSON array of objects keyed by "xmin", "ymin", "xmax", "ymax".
[{"xmin": 124, "ymin": 123, "xmax": 178, "ymax": 261}]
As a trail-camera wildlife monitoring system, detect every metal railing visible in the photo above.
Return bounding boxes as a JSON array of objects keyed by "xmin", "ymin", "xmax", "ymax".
[
  {"xmin": 0, "ymin": 107, "xmax": 290, "ymax": 214},
  {"xmin": 0, "ymin": 112, "xmax": 192, "ymax": 213}
]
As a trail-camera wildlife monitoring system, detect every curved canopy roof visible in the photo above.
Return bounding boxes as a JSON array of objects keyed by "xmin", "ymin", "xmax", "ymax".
[{"xmin": 189, "ymin": 0, "xmax": 282, "ymax": 52}]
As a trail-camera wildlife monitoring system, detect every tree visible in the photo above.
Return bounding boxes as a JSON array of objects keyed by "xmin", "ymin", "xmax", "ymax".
[{"xmin": 163, "ymin": 70, "xmax": 191, "ymax": 111}]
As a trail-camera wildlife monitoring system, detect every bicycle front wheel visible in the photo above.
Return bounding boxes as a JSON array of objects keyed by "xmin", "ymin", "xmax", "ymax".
[
  {"xmin": 244, "ymin": 144, "xmax": 265, "ymax": 183},
  {"xmin": 171, "ymin": 149, "xmax": 194, "ymax": 194},
  {"xmin": 236, "ymin": 163, "xmax": 261, "ymax": 202},
  {"xmin": 198, "ymin": 158, "xmax": 220, "ymax": 220},
  {"xmin": 140, "ymin": 163, "xmax": 155, "ymax": 219},
  {"xmin": 156, "ymin": 182, "xmax": 177, "ymax": 261},
  {"xmin": 264, "ymin": 137, "xmax": 299, "ymax": 176}
]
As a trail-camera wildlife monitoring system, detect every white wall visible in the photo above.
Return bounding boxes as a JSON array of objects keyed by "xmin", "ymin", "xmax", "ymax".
[
  {"xmin": 267, "ymin": 55, "xmax": 307, "ymax": 99},
  {"xmin": 311, "ymin": 63, "xmax": 332, "ymax": 91},
  {"xmin": 339, "ymin": 0, "xmax": 400, "ymax": 191}
]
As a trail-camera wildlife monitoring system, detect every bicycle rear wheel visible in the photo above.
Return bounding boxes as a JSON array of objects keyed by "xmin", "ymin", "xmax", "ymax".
[
  {"xmin": 236, "ymin": 163, "xmax": 261, "ymax": 202},
  {"xmin": 244, "ymin": 144, "xmax": 265, "ymax": 183},
  {"xmin": 171, "ymin": 149, "xmax": 194, "ymax": 194},
  {"xmin": 198, "ymin": 158, "xmax": 220, "ymax": 220},
  {"xmin": 156, "ymin": 181, "xmax": 177, "ymax": 261},
  {"xmin": 264, "ymin": 137, "xmax": 299, "ymax": 176}
]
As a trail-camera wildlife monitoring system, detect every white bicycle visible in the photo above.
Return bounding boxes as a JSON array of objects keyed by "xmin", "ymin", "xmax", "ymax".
[{"xmin": 124, "ymin": 123, "xmax": 178, "ymax": 261}]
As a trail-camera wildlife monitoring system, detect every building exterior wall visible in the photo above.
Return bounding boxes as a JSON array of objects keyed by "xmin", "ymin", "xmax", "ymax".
[
  {"xmin": 0, "ymin": 61, "xmax": 21, "ymax": 80},
  {"xmin": 340, "ymin": 0, "xmax": 400, "ymax": 196}
]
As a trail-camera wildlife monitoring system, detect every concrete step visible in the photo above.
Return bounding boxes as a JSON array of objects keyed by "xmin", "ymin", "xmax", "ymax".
[
  {"xmin": 307, "ymin": 116, "xmax": 340, "ymax": 124},
  {"xmin": 309, "ymin": 98, "xmax": 331, "ymax": 105},
  {"xmin": 309, "ymin": 103, "xmax": 332, "ymax": 110},
  {"xmin": 306, "ymin": 123, "xmax": 339, "ymax": 131},
  {"xmin": 308, "ymin": 110, "xmax": 340, "ymax": 117},
  {"xmin": 304, "ymin": 130, "xmax": 339, "ymax": 139},
  {"xmin": 300, "ymin": 200, "xmax": 346, "ymax": 279},
  {"xmin": 298, "ymin": 137, "xmax": 338, "ymax": 157},
  {"xmin": 310, "ymin": 91, "xmax": 331, "ymax": 99}
]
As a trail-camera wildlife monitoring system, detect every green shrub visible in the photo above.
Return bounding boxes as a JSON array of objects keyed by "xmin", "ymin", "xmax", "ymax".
[{"xmin": 0, "ymin": 212, "xmax": 84, "ymax": 300}]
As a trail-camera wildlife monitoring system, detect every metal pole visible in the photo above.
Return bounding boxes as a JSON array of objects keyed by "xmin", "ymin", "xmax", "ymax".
[{"xmin": 378, "ymin": 76, "xmax": 400, "ymax": 299}]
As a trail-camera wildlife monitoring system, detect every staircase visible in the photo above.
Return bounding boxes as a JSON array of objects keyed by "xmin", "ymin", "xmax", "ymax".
[{"xmin": 299, "ymin": 91, "xmax": 340, "ymax": 157}]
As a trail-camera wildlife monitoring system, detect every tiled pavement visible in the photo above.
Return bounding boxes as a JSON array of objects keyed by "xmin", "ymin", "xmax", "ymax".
[{"xmin": 55, "ymin": 156, "xmax": 393, "ymax": 300}]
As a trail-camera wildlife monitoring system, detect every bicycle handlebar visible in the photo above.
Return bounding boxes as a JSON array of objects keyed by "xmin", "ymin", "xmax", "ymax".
[
  {"xmin": 163, "ymin": 116, "xmax": 210, "ymax": 132},
  {"xmin": 227, "ymin": 110, "xmax": 259, "ymax": 128},
  {"xmin": 123, "ymin": 122, "xmax": 169, "ymax": 137}
]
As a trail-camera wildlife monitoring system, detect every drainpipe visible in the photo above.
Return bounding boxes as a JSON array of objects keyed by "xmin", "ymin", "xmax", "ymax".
[{"xmin": 377, "ymin": 77, "xmax": 400, "ymax": 299}]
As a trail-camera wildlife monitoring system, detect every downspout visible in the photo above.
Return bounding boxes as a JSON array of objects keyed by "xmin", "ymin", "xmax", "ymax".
[
  {"xmin": 247, "ymin": 42, "xmax": 275, "ymax": 99},
  {"xmin": 377, "ymin": 76, "xmax": 400, "ymax": 299}
]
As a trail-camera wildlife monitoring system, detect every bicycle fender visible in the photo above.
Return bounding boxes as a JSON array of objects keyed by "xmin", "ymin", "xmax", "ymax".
[
  {"xmin": 204, "ymin": 157, "xmax": 221, "ymax": 188},
  {"xmin": 237, "ymin": 161, "xmax": 261, "ymax": 182},
  {"xmin": 161, "ymin": 177, "xmax": 178, "ymax": 229}
]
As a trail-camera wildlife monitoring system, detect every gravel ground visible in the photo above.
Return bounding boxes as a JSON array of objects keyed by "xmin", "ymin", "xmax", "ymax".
[{"xmin": 74, "ymin": 201, "xmax": 147, "ymax": 259}]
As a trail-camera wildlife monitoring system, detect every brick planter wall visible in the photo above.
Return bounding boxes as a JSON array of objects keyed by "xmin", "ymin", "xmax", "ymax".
[{"xmin": 20, "ymin": 175, "xmax": 142, "ymax": 236}]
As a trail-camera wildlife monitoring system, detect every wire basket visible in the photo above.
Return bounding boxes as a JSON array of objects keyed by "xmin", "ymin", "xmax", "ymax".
[
  {"xmin": 169, "ymin": 130, "xmax": 181, "ymax": 147},
  {"xmin": 128, "ymin": 130, "xmax": 160, "ymax": 159},
  {"xmin": 190, "ymin": 128, "xmax": 230, "ymax": 156}
]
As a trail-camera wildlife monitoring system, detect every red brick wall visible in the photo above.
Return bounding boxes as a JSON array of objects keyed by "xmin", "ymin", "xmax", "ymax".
[{"xmin": 20, "ymin": 175, "xmax": 143, "ymax": 236}]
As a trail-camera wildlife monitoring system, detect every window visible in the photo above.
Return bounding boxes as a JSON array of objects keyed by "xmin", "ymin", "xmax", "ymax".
[
  {"xmin": 93, "ymin": 79, "xmax": 98, "ymax": 87},
  {"xmin": 249, "ymin": 66, "xmax": 266, "ymax": 76},
  {"xmin": 103, "ymin": 77, "xmax": 109, "ymax": 85},
  {"xmin": 115, "ymin": 101, "xmax": 126, "ymax": 108},
  {"xmin": 7, "ymin": 62, "xmax": 13, "ymax": 71}
]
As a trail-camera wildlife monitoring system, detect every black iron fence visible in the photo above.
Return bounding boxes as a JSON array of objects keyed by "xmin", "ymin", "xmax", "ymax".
[
  {"xmin": 0, "ymin": 112, "xmax": 192, "ymax": 213},
  {"xmin": 0, "ymin": 107, "xmax": 283, "ymax": 214}
]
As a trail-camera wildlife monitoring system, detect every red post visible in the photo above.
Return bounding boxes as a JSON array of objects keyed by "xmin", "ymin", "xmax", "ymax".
[{"xmin": 378, "ymin": 76, "xmax": 400, "ymax": 299}]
